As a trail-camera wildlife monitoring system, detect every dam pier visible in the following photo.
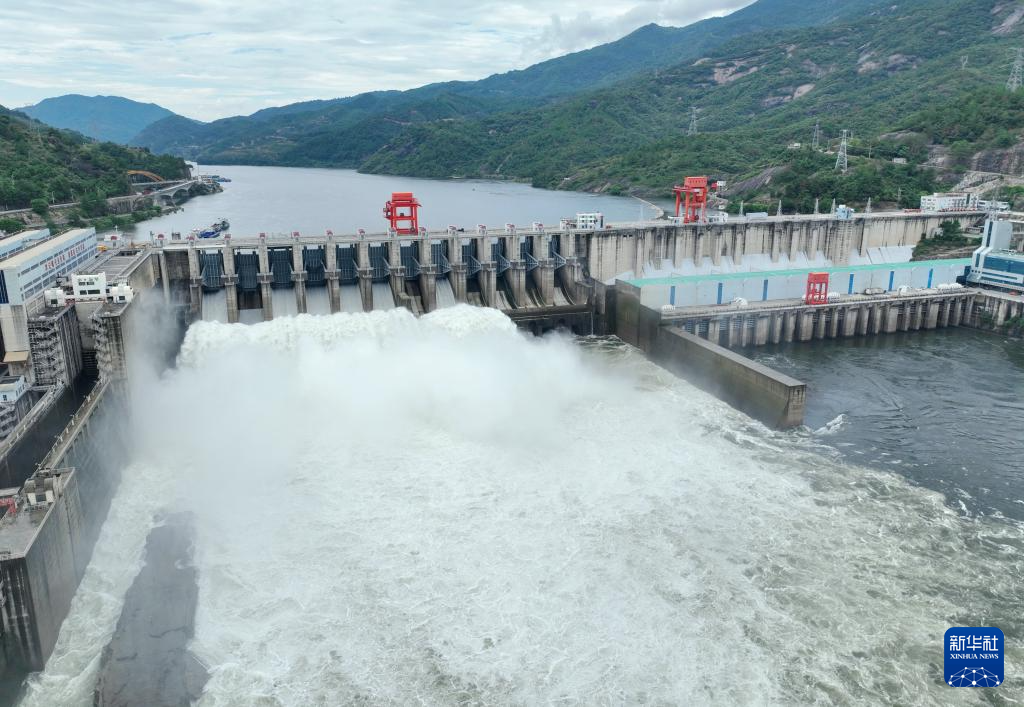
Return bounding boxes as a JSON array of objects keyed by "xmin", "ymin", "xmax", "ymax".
[{"xmin": 154, "ymin": 210, "xmax": 976, "ymax": 332}]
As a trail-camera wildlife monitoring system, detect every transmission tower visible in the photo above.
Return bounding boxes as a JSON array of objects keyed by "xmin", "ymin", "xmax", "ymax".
[
  {"xmin": 688, "ymin": 107, "xmax": 699, "ymax": 136},
  {"xmin": 1008, "ymin": 49, "xmax": 1024, "ymax": 92},
  {"xmin": 835, "ymin": 130, "xmax": 849, "ymax": 173},
  {"xmin": 961, "ymin": 55, "xmax": 969, "ymax": 70},
  {"xmin": 812, "ymin": 120, "xmax": 821, "ymax": 150}
]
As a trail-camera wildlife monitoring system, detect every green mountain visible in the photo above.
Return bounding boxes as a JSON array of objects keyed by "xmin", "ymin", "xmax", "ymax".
[
  {"xmin": 20, "ymin": 95, "xmax": 178, "ymax": 144},
  {"xmin": 132, "ymin": 0, "xmax": 882, "ymax": 164},
  {"xmin": 361, "ymin": 0, "xmax": 1024, "ymax": 208},
  {"xmin": 0, "ymin": 105, "xmax": 188, "ymax": 213}
]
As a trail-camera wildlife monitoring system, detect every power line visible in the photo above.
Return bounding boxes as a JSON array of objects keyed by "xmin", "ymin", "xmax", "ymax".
[
  {"xmin": 812, "ymin": 120, "xmax": 821, "ymax": 151},
  {"xmin": 835, "ymin": 130, "xmax": 849, "ymax": 173}
]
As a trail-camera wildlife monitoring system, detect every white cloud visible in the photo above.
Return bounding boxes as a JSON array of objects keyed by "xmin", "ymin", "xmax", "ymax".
[{"xmin": 0, "ymin": 0, "xmax": 751, "ymax": 121}]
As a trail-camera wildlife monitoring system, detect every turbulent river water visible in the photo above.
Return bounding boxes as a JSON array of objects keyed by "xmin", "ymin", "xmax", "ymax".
[{"xmin": 16, "ymin": 307, "xmax": 1023, "ymax": 705}]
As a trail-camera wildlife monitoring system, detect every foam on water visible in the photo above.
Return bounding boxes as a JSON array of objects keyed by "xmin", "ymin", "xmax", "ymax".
[{"xmin": 19, "ymin": 306, "xmax": 1023, "ymax": 705}]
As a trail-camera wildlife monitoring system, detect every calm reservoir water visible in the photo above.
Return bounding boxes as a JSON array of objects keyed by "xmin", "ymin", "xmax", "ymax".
[
  {"xmin": 132, "ymin": 165, "xmax": 662, "ymax": 238},
  {"xmin": 16, "ymin": 168, "xmax": 1023, "ymax": 704}
]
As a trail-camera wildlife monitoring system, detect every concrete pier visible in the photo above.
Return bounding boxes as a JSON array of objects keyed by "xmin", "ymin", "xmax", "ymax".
[{"xmin": 657, "ymin": 290, "xmax": 979, "ymax": 349}]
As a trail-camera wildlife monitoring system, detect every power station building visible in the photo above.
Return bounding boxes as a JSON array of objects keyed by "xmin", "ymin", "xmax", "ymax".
[
  {"xmin": 0, "ymin": 228, "xmax": 97, "ymax": 377},
  {"xmin": 964, "ymin": 219, "xmax": 1024, "ymax": 292}
]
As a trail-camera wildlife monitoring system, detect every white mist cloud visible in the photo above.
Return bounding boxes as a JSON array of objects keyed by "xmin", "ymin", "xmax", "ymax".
[{"xmin": 0, "ymin": 0, "xmax": 752, "ymax": 120}]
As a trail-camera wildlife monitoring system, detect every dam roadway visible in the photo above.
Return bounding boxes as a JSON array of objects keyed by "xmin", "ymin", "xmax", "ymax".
[{"xmin": 153, "ymin": 210, "xmax": 981, "ymax": 328}]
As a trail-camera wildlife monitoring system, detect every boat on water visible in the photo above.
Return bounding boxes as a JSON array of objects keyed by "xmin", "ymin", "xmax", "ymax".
[{"xmin": 194, "ymin": 219, "xmax": 230, "ymax": 239}]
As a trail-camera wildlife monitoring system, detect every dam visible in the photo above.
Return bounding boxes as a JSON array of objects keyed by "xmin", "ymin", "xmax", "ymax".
[
  {"xmin": 153, "ymin": 210, "xmax": 978, "ymax": 333},
  {"xmin": 1, "ymin": 207, "xmax": 1020, "ymax": 693}
]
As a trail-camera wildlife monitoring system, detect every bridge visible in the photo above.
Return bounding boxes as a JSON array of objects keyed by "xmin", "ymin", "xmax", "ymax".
[
  {"xmin": 108, "ymin": 179, "xmax": 202, "ymax": 212},
  {"xmin": 152, "ymin": 210, "xmax": 983, "ymax": 331}
]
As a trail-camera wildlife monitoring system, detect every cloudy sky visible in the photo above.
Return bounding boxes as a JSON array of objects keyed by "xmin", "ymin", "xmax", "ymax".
[{"xmin": 1, "ymin": 0, "xmax": 751, "ymax": 122}]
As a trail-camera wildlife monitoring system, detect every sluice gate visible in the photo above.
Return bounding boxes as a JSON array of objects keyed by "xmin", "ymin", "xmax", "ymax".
[{"xmin": 165, "ymin": 211, "xmax": 982, "ymax": 333}]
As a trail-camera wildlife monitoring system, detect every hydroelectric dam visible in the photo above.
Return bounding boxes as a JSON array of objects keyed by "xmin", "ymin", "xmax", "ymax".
[
  {"xmin": 154, "ymin": 209, "xmax": 977, "ymax": 330},
  {"xmin": 2, "ymin": 207, "xmax": 1023, "ymax": 692}
]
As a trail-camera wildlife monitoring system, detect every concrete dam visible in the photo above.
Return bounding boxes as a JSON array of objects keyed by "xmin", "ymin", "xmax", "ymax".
[
  {"xmin": 4, "ymin": 208, "xmax": 1021, "ymax": 692},
  {"xmin": 153, "ymin": 211, "xmax": 976, "ymax": 332}
]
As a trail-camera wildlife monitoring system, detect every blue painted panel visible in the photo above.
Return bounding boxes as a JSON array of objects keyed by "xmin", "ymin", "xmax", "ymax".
[
  {"xmin": 888, "ymin": 271, "xmax": 895, "ymax": 290},
  {"xmin": 848, "ymin": 273, "xmax": 855, "ymax": 294},
  {"xmin": 717, "ymin": 282, "xmax": 723, "ymax": 305},
  {"xmin": 670, "ymin": 285, "xmax": 676, "ymax": 306},
  {"xmin": 927, "ymin": 268, "xmax": 933, "ymax": 288},
  {"xmin": 762, "ymin": 279, "xmax": 769, "ymax": 301}
]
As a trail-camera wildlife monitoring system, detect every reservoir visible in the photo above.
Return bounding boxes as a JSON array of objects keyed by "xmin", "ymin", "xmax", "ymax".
[{"xmin": 134, "ymin": 165, "xmax": 662, "ymax": 237}]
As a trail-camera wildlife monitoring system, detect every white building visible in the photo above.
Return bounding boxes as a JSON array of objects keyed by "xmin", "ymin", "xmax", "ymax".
[
  {"xmin": 0, "ymin": 228, "xmax": 51, "ymax": 260},
  {"xmin": 920, "ymin": 193, "xmax": 979, "ymax": 212},
  {"xmin": 0, "ymin": 228, "xmax": 97, "ymax": 376},
  {"xmin": 977, "ymin": 199, "xmax": 1011, "ymax": 212},
  {"xmin": 575, "ymin": 213, "xmax": 605, "ymax": 230},
  {"xmin": 0, "ymin": 375, "xmax": 32, "ymax": 439}
]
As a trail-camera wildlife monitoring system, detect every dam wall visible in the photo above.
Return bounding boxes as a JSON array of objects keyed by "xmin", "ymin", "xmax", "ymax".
[
  {"xmin": 154, "ymin": 212, "xmax": 980, "ymax": 331},
  {"xmin": 614, "ymin": 282, "xmax": 806, "ymax": 428},
  {"xmin": 0, "ymin": 380, "xmax": 130, "ymax": 680},
  {"xmin": 583, "ymin": 213, "xmax": 977, "ymax": 283}
]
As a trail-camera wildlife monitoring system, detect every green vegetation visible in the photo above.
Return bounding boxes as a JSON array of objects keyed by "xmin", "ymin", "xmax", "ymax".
[
  {"xmin": 357, "ymin": 0, "xmax": 1022, "ymax": 207},
  {"xmin": 912, "ymin": 220, "xmax": 975, "ymax": 259},
  {"xmin": 133, "ymin": 0, "xmax": 883, "ymax": 165},
  {"xmin": 0, "ymin": 105, "xmax": 188, "ymax": 211}
]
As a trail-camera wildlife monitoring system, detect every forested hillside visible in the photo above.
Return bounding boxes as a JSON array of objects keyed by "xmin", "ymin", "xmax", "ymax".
[
  {"xmin": 363, "ymin": 0, "xmax": 1024, "ymax": 206},
  {"xmin": 131, "ymin": 0, "xmax": 881, "ymax": 164},
  {"xmin": 0, "ymin": 106, "xmax": 188, "ymax": 212}
]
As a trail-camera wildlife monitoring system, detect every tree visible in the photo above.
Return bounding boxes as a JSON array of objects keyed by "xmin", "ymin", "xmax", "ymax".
[
  {"xmin": 939, "ymin": 220, "xmax": 963, "ymax": 239},
  {"xmin": 30, "ymin": 198, "xmax": 49, "ymax": 217},
  {"xmin": 0, "ymin": 217, "xmax": 25, "ymax": 234}
]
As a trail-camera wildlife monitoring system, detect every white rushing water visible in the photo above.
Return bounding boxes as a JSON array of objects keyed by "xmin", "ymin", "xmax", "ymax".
[{"xmin": 19, "ymin": 307, "xmax": 1023, "ymax": 705}]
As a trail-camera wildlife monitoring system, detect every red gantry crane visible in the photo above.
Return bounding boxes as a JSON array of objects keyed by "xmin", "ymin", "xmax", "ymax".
[
  {"xmin": 383, "ymin": 192, "xmax": 421, "ymax": 235},
  {"xmin": 673, "ymin": 176, "xmax": 721, "ymax": 224}
]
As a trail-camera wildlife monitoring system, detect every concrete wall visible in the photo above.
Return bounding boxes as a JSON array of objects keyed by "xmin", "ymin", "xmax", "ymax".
[
  {"xmin": 0, "ymin": 472, "xmax": 85, "ymax": 672},
  {"xmin": 615, "ymin": 283, "xmax": 805, "ymax": 428},
  {"xmin": 583, "ymin": 213, "xmax": 978, "ymax": 283},
  {"xmin": 0, "ymin": 382, "xmax": 129, "ymax": 679},
  {"xmin": 650, "ymin": 329, "xmax": 806, "ymax": 429}
]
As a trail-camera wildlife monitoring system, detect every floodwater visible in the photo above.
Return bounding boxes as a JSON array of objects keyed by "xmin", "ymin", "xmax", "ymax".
[
  {"xmin": 18, "ymin": 308, "xmax": 1023, "ymax": 705},
  {"xmin": 130, "ymin": 165, "xmax": 661, "ymax": 238}
]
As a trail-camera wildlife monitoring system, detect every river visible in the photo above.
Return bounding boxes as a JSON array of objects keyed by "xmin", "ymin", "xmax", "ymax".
[
  {"xmin": 752, "ymin": 329, "xmax": 1024, "ymax": 523},
  {"xmin": 131, "ymin": 165, "xmax": 664, "ymax": 238},
  {"xmin": 16, "ymin": 309, "xmax": 1023, "ymax": 705}
]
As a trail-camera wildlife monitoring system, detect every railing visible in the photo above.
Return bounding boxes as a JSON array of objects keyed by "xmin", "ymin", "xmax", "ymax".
[
  {"xmin": 662, "ymin": 288, "xmax": 979, "ymax": 320},
  {"xmin": 0, "ymin": 386, "xmax": 63, "ymax": 462},
  {"xmin": 39, "ymin": 380, "xmax": 110, "ymax": 470}
]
